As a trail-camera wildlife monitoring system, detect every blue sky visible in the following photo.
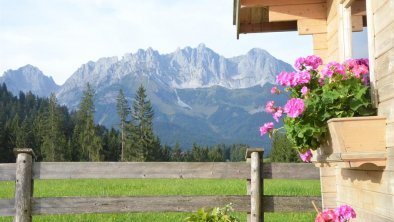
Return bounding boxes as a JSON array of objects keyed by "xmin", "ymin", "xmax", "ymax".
[{"xmin": 0, "ymin": 0, "xmax": 313, "ymax": 85}]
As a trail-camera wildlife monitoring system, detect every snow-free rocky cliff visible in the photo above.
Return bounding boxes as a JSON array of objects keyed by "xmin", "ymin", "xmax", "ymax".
[{"xmin": 2, "ymin": 44, "xmax": 293, "ymax": 148}]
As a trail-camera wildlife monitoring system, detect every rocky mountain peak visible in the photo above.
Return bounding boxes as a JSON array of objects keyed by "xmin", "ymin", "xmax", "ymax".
[{"xmin": 0, "ymin": 65, "xmax": 59, "ymax": 97}]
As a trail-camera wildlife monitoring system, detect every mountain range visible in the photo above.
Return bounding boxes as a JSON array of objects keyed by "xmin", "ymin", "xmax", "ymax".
[{"xmin": 0, "ymin": 44, "xmax": 293, "ymax": 149}]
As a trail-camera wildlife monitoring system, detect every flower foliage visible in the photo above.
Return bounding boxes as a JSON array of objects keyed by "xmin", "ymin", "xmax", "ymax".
[
  {"xmin": 185, "ymin": 204, "xmax": 240, "ymax": 222},
  {"xmin": 315, "ymin": 205, "xmax": 356, "ymax": 222},
  {"xmin": 260, "ymin": 56, "xmax": 376, "ymax": 160}
]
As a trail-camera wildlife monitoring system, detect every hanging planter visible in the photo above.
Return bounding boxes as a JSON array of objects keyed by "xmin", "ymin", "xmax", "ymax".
[{"xmin": 311, "ymin": 116, "xmax": 387, "ymax": 168}]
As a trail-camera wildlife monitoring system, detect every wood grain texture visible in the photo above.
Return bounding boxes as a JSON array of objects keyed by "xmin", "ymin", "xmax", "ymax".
[
  {"xmin": 372, "ymin": 0, "xmax": 388, "ymax": 13},
  {"xmin": 269, "ymin": 3, "xmax": 327, "ymax": 22},
  {"xmin": 263, "ymin": 196, "xmax": 322, "ymax": 212},
  {"xmin": 387, "ymin": 123, "xmax": 394, "ymax": 148},
  {"xmin": 240, "ymin": 0, "xmax": 325, "ymax": 7},
  {"xmin": 30, "ymin": 196, "xmax": 250, "ymax": 215},
  {"xmin": 33, "ymin": 162, "xmax": 250, "ymax": 180},
  {"xmin": 263, "ymin": 163, "xmax": 320, "ymax": 179},
  {"xmin": 337, "ymin": 185, "xmax": 394, "ymax": 219},
  {"xmin": 375, "ymin": 21, "xmax": 394, "ymax": 58},
  {"xmin": 327, "ymin": 0, "xmax": 339, "ymax": 23},
  {"xmin": 0, "ymin": 199, "xmax": 15, "ymax": 216},
  {"xmin": 0, "ymin": 163, "xmax": 16, "ymax": 181},
  {"xmin": 14, "ymin": 152, "xmax": 33, "ymax": 222},
  {"xmin": 350, "ymin": 0, "xmax": 366, "ymax": 16},
  {"xmin": 377, "ymin": 74, "xmax": 394, "ymax": 103},
  {"xmin": 239, "ymin": 21, "xmax": 298, "ymax": 33},
  {"xmin": 1, "ymin": 195, "xmax": 322, "ymax": 216},
  {"xmin": 297, "ymin": 19, "xmax": 327, "ymax": 35},
  {"xmin": 378, "ymin": 99, "xmax": 394, "ymax": 122},
  {"xmin": 338, "ymin": 169, "xmax": 394, "ymax": 194},
  {"xmin": 250, "ymin": 152, "xmax": 261, "ymax": 222},
  {"xmin": 373, "ymin": 0, "xmax": 394, "ymax": 35},
  {"xmin": 351, "ymin": 15, "xmax": 363, "ymax": 31},
  {"xmin": 0, "ymin": 162, "xmax": 320, "ymax": 181},
  {"xmin": 337, "ymin": 203, "xmax": 394, "ymax": 222},
  {"xmin": 375, "ymin": 49, "xmax": 394, "ymax": 81},
  {"xmin": 321, "ymin": 192, "xmax": 337, "ymax": 209},
  {"xmin": 313, "ymin": 33, "xmax": 328, "ymax": 50}
]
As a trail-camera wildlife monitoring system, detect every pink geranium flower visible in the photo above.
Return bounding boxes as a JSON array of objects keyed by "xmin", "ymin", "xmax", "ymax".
[
  {"xmin": 315, "ymin": 209, "xmax": 338, "ymax": 222},
  {"xmin": 294, "ymin": 55, "xmax": 322, "ymax": 71},
  {"xmin": 335, "ymin": 205, "xmax": 356, "ymax": 222},
  {"xmin": 259, "ymin": 122, "xmax": 274, "ymax": 136},
  {"xmin": 300, "ymin": 149, "xmax": 312, "ymax": 163},
  {"xmin": 301, "ymin": 86, "xmax": 309, "ymax": 96},
  {"xmin": 265, "ymin": 101, "xmax": 276, "ymax": 113},
  {"xmin": 284, "ymin": 98, "xmax": 305, "ymax": 118},
  {"xmin": 271, "ymin": 86, "xmax": 280, "ymax": 94},
  {"xmin": 273, "ymin": 107, "xmax": 283, "ymax": 122},
  {"xmin": 322, "ymin": 62, "xmax": 346, "ymax": 78}
]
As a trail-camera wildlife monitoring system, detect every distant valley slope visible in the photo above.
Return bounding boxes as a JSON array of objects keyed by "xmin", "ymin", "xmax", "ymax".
[{"xmin": 1, "ymin": 44, "xmax": 292, "ymax": 149}]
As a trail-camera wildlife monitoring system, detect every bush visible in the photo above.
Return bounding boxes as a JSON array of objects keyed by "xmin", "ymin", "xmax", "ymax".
[{"xmin": 185, "ymin": 204, "xmax": 240, "ymax": 222}]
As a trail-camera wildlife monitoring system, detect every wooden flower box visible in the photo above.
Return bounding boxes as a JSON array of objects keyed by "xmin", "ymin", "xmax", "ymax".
[{"xmin": 312, "ymin": 116, "xmax": 387, "ymax": 168}]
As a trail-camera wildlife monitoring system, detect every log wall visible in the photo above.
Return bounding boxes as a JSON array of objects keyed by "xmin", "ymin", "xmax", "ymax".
[{"xmin": 318, "ymin": 1, "xmax": 394, "ymax": 221}]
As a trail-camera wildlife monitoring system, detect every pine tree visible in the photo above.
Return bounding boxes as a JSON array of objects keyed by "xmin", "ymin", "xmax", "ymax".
[
  {"xmin": 74, "ymin": 84, "xmax": 102, "ymax": 161},
  {"xmin": 127, "ymin": 85, "xmax": 160, "ymax": 161},
  {"xmin": 41, "ymin": 93, "xmax": 68, "ymax": 161},
  {"xmin": 171, "ymin": 142, "xmax": 183, "ymax": 161},
  {"xmin": 116, "ymin": 89, "xmax": 130, "ymax": 161},
  {"xmin": 270, "ymin": 132, "xmax": 300, "ymax": 163}
]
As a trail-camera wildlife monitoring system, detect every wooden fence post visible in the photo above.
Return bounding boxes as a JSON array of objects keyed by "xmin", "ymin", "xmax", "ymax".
[
  {"xmin": 13, "ymin": 148, "xmax": 35, "ymax": 222},
  {"xmin": 246, "ymin": 148, "xmax": 264, "ymax": 222}
]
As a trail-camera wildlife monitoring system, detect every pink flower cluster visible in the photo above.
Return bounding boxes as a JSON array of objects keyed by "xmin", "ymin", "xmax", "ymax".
[
  {"xmin": 300, "ymin": 149, "xmax": 312, "ymax": 163},
  {"xmin": 321, "ymin": 61, "xmax": 346, "ymax": 79},
  {"xmin": 265, "ymin": 101, "xmax": 283, "ymax": 122},
  {"xmin": 276, "ymin": 71, "xmax": 312, "ymax": 87},
  {"xmin": 294, "ymin": 55, "xmax": 323, "ymax": 71},
  {"xmin": 284, "ymin": 98, "xmax": 305, "ymax": 118},
  {"xmin": 319, "ymin": 58, "xmax": 370, "ymax": 85},
  {"xmin": 345, "ymin": 58, "xmax": 370, "ymax": 84},
  {"xmin": 316, "ymin": 205, "xmax": 356, "ymax": 222},
  {"xmin": 260, "ymin": 122, "xmax": 274, "ymax": 136}
]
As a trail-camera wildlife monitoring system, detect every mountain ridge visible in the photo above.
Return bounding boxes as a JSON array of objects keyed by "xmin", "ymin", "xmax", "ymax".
[{"xmin": 1, "ymin": 45, "xmax": 292, "ymax": 148}]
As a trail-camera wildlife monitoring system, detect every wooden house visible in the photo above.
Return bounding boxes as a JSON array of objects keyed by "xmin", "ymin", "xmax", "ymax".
[{"xmin": 233, "ymin": 0, "xmax": 394, "ymax": 221}]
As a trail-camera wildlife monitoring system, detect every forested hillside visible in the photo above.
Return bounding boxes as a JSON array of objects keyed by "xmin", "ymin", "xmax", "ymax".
[{"xmin": 0, "ymin": 83, "xmax": 250, "ymax": 163}]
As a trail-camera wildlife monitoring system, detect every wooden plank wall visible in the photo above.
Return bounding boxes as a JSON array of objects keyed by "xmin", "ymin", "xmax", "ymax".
[{"xmin": 330, "ymin": 1, "xmax": 394, "ymax": 221}]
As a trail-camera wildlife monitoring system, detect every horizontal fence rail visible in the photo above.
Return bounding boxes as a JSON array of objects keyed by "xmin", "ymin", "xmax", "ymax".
[
  {"xmin": 0, "ymin": 162, "xmax": 319, "ymax": 181},
  {"xmin": 0, "ymin": 196, "xmax": 321, "ymax": 216}
]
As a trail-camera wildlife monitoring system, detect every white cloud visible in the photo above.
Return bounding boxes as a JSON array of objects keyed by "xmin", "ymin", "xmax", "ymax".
[{"xmin": 0, "ymin": 0, "xmax": 312, "ymax": 85}]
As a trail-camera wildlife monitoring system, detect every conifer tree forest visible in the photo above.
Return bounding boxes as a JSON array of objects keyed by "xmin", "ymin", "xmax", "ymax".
[{"xmin": 0, "ymin": 83, "xmax": 249, "ymax": 163}]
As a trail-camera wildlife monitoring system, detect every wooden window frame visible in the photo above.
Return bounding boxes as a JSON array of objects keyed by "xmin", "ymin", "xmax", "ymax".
[{"xmin": 339, "ymin": 0, "xmax": 378, "ymax": 107}]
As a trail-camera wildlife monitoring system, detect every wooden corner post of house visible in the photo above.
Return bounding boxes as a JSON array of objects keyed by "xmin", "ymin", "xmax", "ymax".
[
  {"xmin": 13, "ymin": 148, "xmax": 35, "ymax": 222},
  {"xmin": 246, "ymin": 148, "xmax": 264, "ymax": 222}
]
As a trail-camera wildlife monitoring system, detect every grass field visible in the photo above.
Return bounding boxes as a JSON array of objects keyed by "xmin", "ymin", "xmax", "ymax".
[{"xmin": 0, "ymin": 179, "xmax": 320, "ymax": 221}]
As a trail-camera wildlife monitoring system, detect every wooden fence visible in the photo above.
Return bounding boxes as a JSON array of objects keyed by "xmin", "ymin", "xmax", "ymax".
[{"xmin": 0, "ymin": 148, "xmax": 321, "ymax": 222}]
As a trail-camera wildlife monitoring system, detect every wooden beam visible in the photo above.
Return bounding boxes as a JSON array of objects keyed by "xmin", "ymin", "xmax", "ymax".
[
  {"xmin": 0, "ymin": 162, "xmax": 320, "ymax": 181},
  {"xmin": 313, "ymin": 33, "xmax": 328, "ymax": 50},
  {"xmin": 351, "ymin": 0, "xmax": 366, "ymax": 16},
  {"xmin": 239, "ymin": 21, "xmax": 298, "ymax": 33},
  {"xmin": 351, "ymin": 15, "xmax": 363, "ymax": 31},
  {"xmin": 250, "ymin": 7, "xmax": 269, "ymax": 24},
  {"xmin": 269, "ymin": 3, "xmax": 327, "ymax": 22},
  {"xmin": 241, "ymin": 0, "xmax": 325, "ymax": 8},
  {"xmin": 297, "ymin": 19, "xmax": 327, "ymax": 35},
  {"xmin": 31, "ymin": 196, "xmax": 250, "ymax": 215},
  {"xmin": 341, "ymin": 0, "xmax": 355, "ymax": 8}
]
